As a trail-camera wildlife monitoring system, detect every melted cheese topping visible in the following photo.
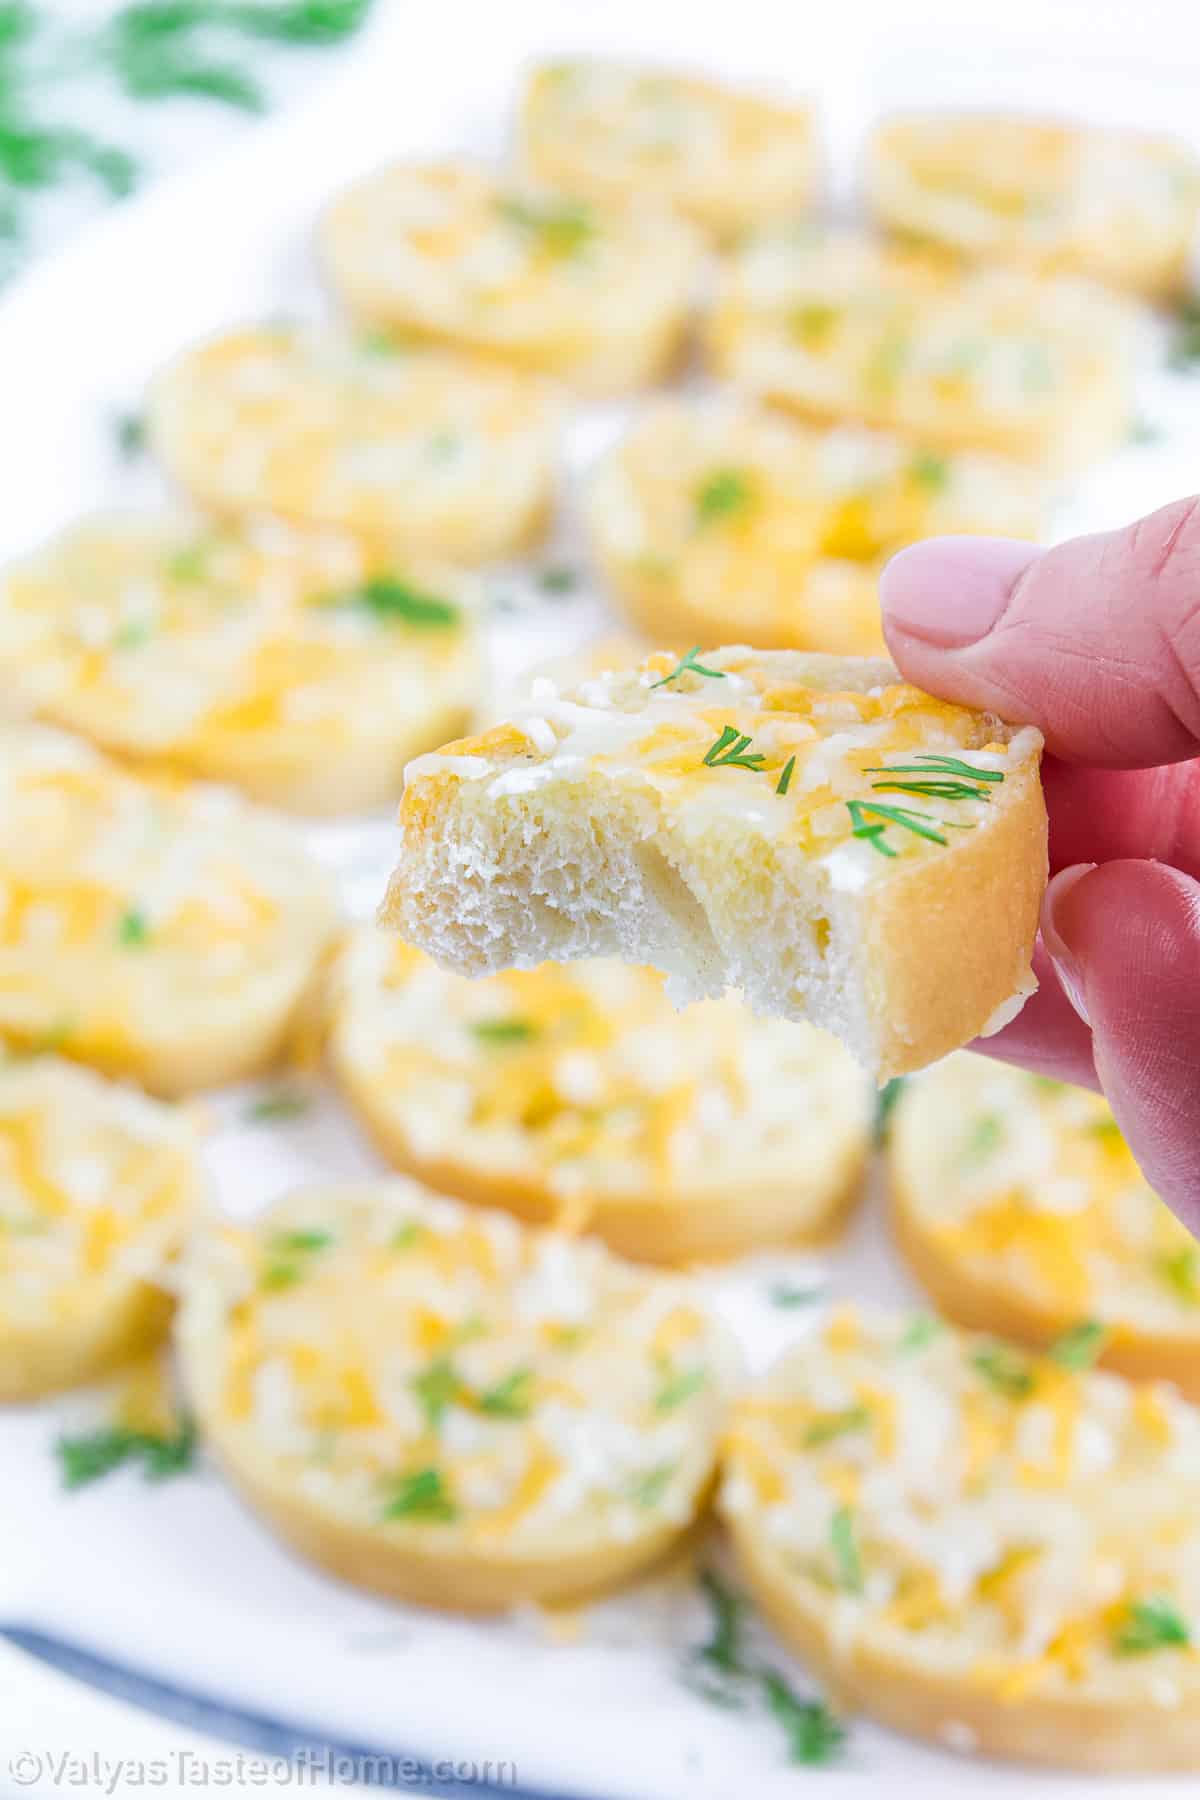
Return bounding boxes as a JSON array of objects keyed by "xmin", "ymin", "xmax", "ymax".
[
  {"xmin": 723, "ymin": 1308, "xmax": 1200, "ymax": 1699},
  {"xmin": 896, "ymin": 1054, "xmax": 1200, "ymax": 1333},
  {"xmin": 518, "ymin": 59, "xmax": 818, "ymax": 238},
  {"xmin": 185, "ymin": 1181, "xmax": 732, "ymax": 1544},
  {"xmin": 405, "ymin": 647, "xmax": 1041, "ymax": 891},
  {"xmin": 869, "ymin": 115, "xmax": 1200, "ymax": 294},
  {"xmin": 0, "ymin": 1056, "xmax": 200, "ymax": 1329},
  {"xmin": 0, "ymin": 516, "xmax": 481, "ymax": 792},
  {"xmin": 333, "ymin": 933, "xmax": 871, "ymax": 1213},
  {"xmin": 706, "ymin": 228, "xmax": 1137, "ymax": 466},
  {"xmin": 0, "ymin": 722, "xmax": 335, "ymax": 1059},
  {"xmin": 320, "ymin": 159, "xmax": 701, "ymax": 378},
  {"xmin": 586, "ymin": 399, "xmax": 1043, "ymax": 655},
  {"xmin": 147, "ymin": 326, "xmax": 559, "ymax": 557}
]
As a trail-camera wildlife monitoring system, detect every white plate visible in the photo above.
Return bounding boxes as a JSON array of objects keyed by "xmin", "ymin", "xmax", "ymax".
[{"xmin": 2, "ymin": 5, "xmax": 1200, "ymax": 1795}]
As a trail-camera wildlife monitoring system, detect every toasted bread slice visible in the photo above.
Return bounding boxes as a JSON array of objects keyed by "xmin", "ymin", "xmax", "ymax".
[
  {"xmin": 147, "ymin": 325, "xmax": 559, "ymax": 562},
  {"xmin": 178, "ymin": 1179, "xmax": 737, "ymax": 1611},
  {"xmin": 381, "ymin": 648, "xmax": 1046, "ymax": 1079},
  {"xmin": 320, "ymin": 159, "xmax": 703, "ymax": 395},
  {"xmin": 721, "ymin": 1306, "xmax": 1200, "ymax": 1771},
  {"xmin": 705, "ymin": 227, "xmax": 1139, "ymax": 473},
  {"xmin": 518, "ymin": 59, "xmax": 819, "ymax": 242},
  {"xmin": 890, "ymin": 1053, "xmax": 1200, "ymax": 1395},
  {"xmin": 0, "ymin": 514, "xmax": 483, "ymax": 815},
  {"xmin": 866, "ymin": 113, "xmax": 1200, "ymax": 301},
  {"xmin": 330, "ymin": 932, "xmax": 871, "ymax": 1262},
  {"xmin": 0, "ymin": 1055, "xmax": 203, "ymax": 1400},
  {"xmin": 585, "ymin": 397, "xmax": 1043, "ymax": 656},
  {"xmin": 0, "ymin": 723, "xmax": 337, "ymax": 1096}
]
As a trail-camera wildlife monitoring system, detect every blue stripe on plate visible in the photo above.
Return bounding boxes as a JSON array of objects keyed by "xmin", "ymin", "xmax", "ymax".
[{"xmin": 3, "ymin": 1626, "xmax": 578, "ymax": 1798}]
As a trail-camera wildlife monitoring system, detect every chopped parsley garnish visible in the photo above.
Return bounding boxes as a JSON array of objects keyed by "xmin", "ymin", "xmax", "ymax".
[
  {"xmin": 898, "ymin": 1313, "xmax": 942, "ymax": 1354},
  {"xmin": 57, "ymin": 1420, "xmax": 196, "ymax": 1490},
  {"xmin": 324, "ymin": 577, "xmax": 459, "ymax": 630},
  {"xmin": 649, "ymin": 646, "xmax": 727, "ymax": 689},
  {"xmin": 694, "ymin": 467, "xmax": 754, "ymax": 528},
  {"xmin": 1156, "ymin": 1246, "xmax": 1200, "ymax": 1306},
  {"xmin": 1168, "ymin": 296, "xmax": 1200, "ymax": 371},
  {"xmin": 411, "ymin": 1356, "xmax": 462, "ymax": 1432},
  {"xmin": 908, "ymin": 450, "xmax": 949, "ymax": 492},
  {"xmin": 245, "ymin": 1089, "xmax": 310, "ymax": 1123},
  {"xmin": 1113, "ymin": 1596, "xmax": 1191, "ymax": 1655},
  {"xmin": 116, "ymin": 907, "xmax": 150, "ymax": 948},
  {"xmin": 971, "ymin": 1343, "xmax": 1035, "ymax": 1401},
  {"xmin": 498, "ymin": 195, "xmax": 593, "ymax": 257},
  {"xmin": 865, "ymin": 751, "xmax": 1004, "ymax": 804},
  {"xmin": 875, "ymin": 1076, "xmax": 906, "ymax": 1144},
  {"xmin": 390, "ymin": 1219, "xmax": 427, "ymax": 1251},
  {"xmin": 803, "ymin": 1405, "xmax": 869, "ymax": 1448},
  {"xmin": 1049, "ymin": 1319, "xmax": 1108, "ymax": 1371},
  {"xmin": 961, "ymin": 1113, "xmax": 1004, "ymax": 1165},
  {"xmin": 683, "ymin": 1568, "xmax": 846, "ymax": 1765},
  {"xmin": 628, "ymin": 1461, "xmax": 676, "ymax": 1509},
  {"xmin": 769, "ymin": 1281, "xmax": 826, "ymax": 1309},
  {"xmin": 260, "ymin": 1225, "xmax": 331, "ymax": 1289},
  {"xmin": 381, "ymin": 1466, "xmax": 457, "ymax": 1523},
  {"xmin": 471, "ymin": 1017, "xmax": 537, "ymax": 1046},
  {"xmin": 775, "ymin": 755, "xmax": 796, "ymax": 796},
  {"xmin": 846, "ymin": 798, "xmax": 956, "ymax": 857},
  {"xmin": 760, "ymin": 1671, "xmax": 846, "ymax": 1766},
  {"xmin": 653, "ymin": 1363, "xmax": 708, "ymax": 1413},
  {"xmin": 538, "ymin": 565, "xmax": 576, "ymax": 595},
  {"xmin": 788, "ymin": 302, "xmax": 838, "ymax": 347},
  {"xmin": 830, "ymin": 1505, "xmax": 863, "ymax": 1593},
  {"xmin": 114, "ymin": 411, "xmax": 146, "ymax": 457},
  {"xmin": 478, "ymin": 1367, "xmax": 533, "ymax": 1418},
  {"xmin": 702, "ymin": 725, "xmax": 766, "ymax": 770}
]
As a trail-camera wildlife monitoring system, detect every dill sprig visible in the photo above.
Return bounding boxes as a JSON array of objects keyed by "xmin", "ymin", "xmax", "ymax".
[
  {"xmin": 245, "ymin": 1088, "xmax": 310, "ymax": 1123},
  {"xmin": 1049, "ymin": 1319, "xmax": 1108, "ymax": 1371},
  {"xmin": 498, "ymin": 194, "xmax": 593, "ymax": 257},
  {"xmin": 1113, "ymin": 1596, "xmax": 1191, "ymax": 1655},
  {"xmin": 702, "ymin": 725, "xmax": 766, "ymax": 770},
  {"xmin": 874, "ymin": 1076, "xmax": 906, "ymax": 1144},
  {"xmin": 846, "ymin": 798, "xmax": 960, "ymax": 857},
  {"xmin": 865, "ymin": 752, "xmax": 1004, "ymax": 804},
  {"xmin": 478, "ymin": 1366, "xmax": 533, "ymax": 1419},
  {"xmin": 803, "ymin": 1405, "xmax": 869, "ymax": 1448},
  {"xmin": 971, "ymin": 1343, "xmax": 1035, "ymax": 1401},
  {"xmin": 323, "ymin": 576, "xmax": 459, "ymax": 630},
  {"xmin": 653, "ymin": 1362, "xmax": 708, "ymax": 1414},
  {"xmin": 830, "ymin": 1506, "xmax": 863, "ymax": 1593},
  {"xmin": 57, "ymin": 1419, "xmax": 196, "ymax": 1490},
  {"xmin": 471, "ymin": 1017, "xmax": 537, "ymax": 1046},
  {"xmin": 649, "ymin": 646, "xmax": 726, "ymax": 689},
  {"xmin": 380, "ymin": 1466, "xmax": 457, "ymax": 1523},
  {"xmin": 693, "ymin": 467, "xmax": 754, "ymax": 527},
  {"xmin": 775, "ymin": 754, "xmax": 796, "ymax": 795}
]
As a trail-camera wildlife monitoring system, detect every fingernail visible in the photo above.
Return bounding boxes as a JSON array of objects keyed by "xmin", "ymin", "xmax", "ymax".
[
  {"xmin": 1043, "ymin": 863, "xmax": 1099, "ymax": 1028},
  {"xmin": 881, "ymin": 537, "xmax": 1041, "ymax": 648}
]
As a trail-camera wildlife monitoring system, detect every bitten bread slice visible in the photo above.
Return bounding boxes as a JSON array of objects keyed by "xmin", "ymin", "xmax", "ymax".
[
  {"xmin": 178, "ymin": 1179, "xmax": 736, "ymax": 1611},
  {"xmin": 721, "ymin": 1306, "xmax": 1200, "ymax": 1771},
  {"xmin": 330, "ymin": 932, "xmax": 871, "ymax": 1263},
  {"xmin": 890, "ymin": 1054, "xmax": 1200, "ymax": 1395},
  {"xmin": 381, "ymin": 648, "xmax": 1046, "ymax": 1079}
]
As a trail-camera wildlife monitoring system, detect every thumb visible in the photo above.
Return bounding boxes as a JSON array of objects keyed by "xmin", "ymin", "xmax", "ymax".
[
  {"xmin": 1042, "ymin": 859, "xmax": 1200, "ymax": 1232},
  {"xmin": 879, "ymin": 497, "xmax": 1200, "ymax": 766}
]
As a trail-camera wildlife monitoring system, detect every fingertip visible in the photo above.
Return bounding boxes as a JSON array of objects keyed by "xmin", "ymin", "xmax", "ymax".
[{"xmin": 880, "ymin": 536, "xmax": 1041, "ymax": 652}]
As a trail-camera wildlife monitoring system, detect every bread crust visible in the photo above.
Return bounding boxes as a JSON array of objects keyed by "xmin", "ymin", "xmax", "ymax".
[{"xmin": 1, "ymin": 1282, "xmax": 175, "ymax": 1404}]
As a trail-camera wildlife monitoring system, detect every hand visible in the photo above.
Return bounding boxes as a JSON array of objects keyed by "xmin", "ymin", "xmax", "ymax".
[{"xmin": 880, "ymin": 496, "xmax": 1200, "ymax": 1230}]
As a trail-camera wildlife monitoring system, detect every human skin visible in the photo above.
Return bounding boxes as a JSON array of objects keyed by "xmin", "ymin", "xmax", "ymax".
[{"xmin": 880, "ymin": 496, "xmax": 1200, "ymax": 1231}]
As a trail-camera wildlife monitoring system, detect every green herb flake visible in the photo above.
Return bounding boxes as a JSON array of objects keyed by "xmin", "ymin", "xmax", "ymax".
[
  {"xmin": 830, "ymin": 1505, "xmax": 863, "ymax": 1593},
  {"xmin": 1156, "ymin": 1246, "xmax": 1200, "ymax": 1307},
  {"xmin": 846, "ymin": 798, "xmax": 955, "ymax": 857},
  {"xmin": 875, "ymin": 1076, "xmax": 907, "ymax": 1144},
  {"xmin": 775, "ymin": 754, "xmax": 796, "ymax": 796},
  {"xmin": 908, "ymin": 450, "xmax": 949, "ymax": 492},
  {"xmin": 116, "ymin": 907, "xmax": 150, "ymax": 948},
  {"xmin": 478, "ymin": 1366, "xmax": 533, "ymax": 1419},
  {"xmin": 411, "ymin": 1356, "xmax": 462, "ymax": 1432},
  {"xmin": 381, "ymin": 1466, "xmax": 457, "ymax": 1523},
  {"xmin": 499, "ymin": 195, "xmax": 594, "ymax": 258},
  {"xmin": 972, "ymin": 1343, "xmax": 1035, "ymax": 1401},
  {"xmin": 115, "ymin": 411, "xmax": 146, "ymax": 458},
  {"xmin": 702, "ymin": 725, "xmax": 766, "ymax": 771},
  {"xmin": 1129, "ymin": 416, "xmax": 1162, "ymax": 445},
  {"xmin": 471, "ymin": 1017, "xmax": 538, "ymax": 1046},
  {"xmin": 166, "ymin": 544, "xmax": 209, "ymax": 583},
  {"xmin": 865, "ymin": 751, "xmax": 1003, "ymax": 804},
  {"xmin": 390, "ymin": 1219, "xmax": 427, "ymax": 1252},
  {"xmin": 113, "ymin": 618, "xmax": 153, "ymax": 650},
  {"xmin": 694, "ymin": 468, "xmax": 754, "ymax": 528},
  {"xmin": 803, "ymin": 1405, "xmax": 869, "ymax": 1449},
  {"xmin": 1169, "ymin": 296, "xmax": 1200, "ymax": 370},
  {"xmin": 653, "ymin": 1363, "xmax": 708, "ymax": 1414},
  {"xmin": 628, "ymin": 1461, "xmax": 676, "ymax": 1509},
  {"xmin": 325, "ymin": 577, "xmax": 459, "ymax": 631},
  {"xmin": 358, "ymin": 327, "xmax": 401, "ymax": 355},
  {"xmin": 898, "ymin": 1313, "xmax": 942, "ymax": 1354},
  {"xmin": 245, "ymin": 1089, "xmax": 310, "ymax": 1123},
  {"xmin": 57, "ymin": 1420, "xmax": 196, "ymax": 1491},
  {"xmin": 768, "ymin": 1281, "xmax": 826, "ymax": 1310},
  {"xmin": 271, "ymin": 1228, "xmax": 331, "ymax": 1254},
  {"xmin": 961, "ymin": 1113, "xmax": 1004, "ymax": 1166},
  {"xmin": 760, "ymin": 1671, "xmax": 846, "ymax": 1766},
  {"xmin": 260, "ymin": 1224, "xmax": 330, "ymax": 1290},
  {"xmin": 649, "ymin": 646, "xmax": 727, "ymax": 689},
  {"xmin": 788, "ymin": 302, "xmax": 839, "ymax": 347},
  {"xmin": 1049, "ymin": 1319, "xmax": 1108, "ymax": 1371},
  {"xmin": 1114, "ymin": 1596, "xmax": 1191, "ymax": 1655},
  {"xmin": 538, "ymin": 565, "xmax": 576, "ymax": 595}
]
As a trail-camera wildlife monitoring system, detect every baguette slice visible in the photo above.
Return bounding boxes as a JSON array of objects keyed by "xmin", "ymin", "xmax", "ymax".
[
  {"xmin": 330, "ymin": 932, "xmax": 871, "ymax": 1263},
  {"xmin": 382, "ymin": 648, "xmax": 1046, "ymax": 1079},
  {"xmin": 178, "ymin": 1179, "xmax": 737, "ymax": 1611},
  {"xmin": 0, "ymin": 1055, "xmax": 203, "ymax": 1400},
  {"xmin": 721, "ymin": 1306, "xmax": 1200, "ymax": 1771},
  {"xmin": 890, "ymin": 1053, "xmax": 1200, "ymax": 1395}
]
